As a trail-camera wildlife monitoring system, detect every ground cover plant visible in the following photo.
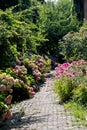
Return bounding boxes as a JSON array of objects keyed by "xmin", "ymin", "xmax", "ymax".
[{"xmin": 53, "ymin": 60, "xmax": 87, "ymax": 125}]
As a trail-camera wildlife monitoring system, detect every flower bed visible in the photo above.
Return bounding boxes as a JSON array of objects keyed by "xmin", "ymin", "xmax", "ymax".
[
  {"xmin": 54, "ymin": 59, "xmax": 87, "ymax": 105},
  {"xmin": 0, "ymin": 54, "xmax": 51, "ymax": 122}
]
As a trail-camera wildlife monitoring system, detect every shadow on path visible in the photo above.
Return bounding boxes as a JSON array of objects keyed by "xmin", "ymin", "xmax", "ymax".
[{"xmin": 1, "ymin": 111, "xmax": 49, "ymax": 130}]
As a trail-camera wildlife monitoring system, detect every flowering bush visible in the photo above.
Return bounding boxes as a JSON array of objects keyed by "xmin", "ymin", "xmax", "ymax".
[
  {"xmin": 24, "ymin": 54, "xmax": 51, "ymax": 84},
  {"xmin": 1, "ymin": 54, "xmax": 51, "ymax": 103},
  {"xmin": 6, "ymin": 66, "xmax": 35, "ymax": 102},
  {"xmin": 54, "ymin": 60, "xmax": 87, "ymax": 105},
  {"xmin": 0, "ymin": 73, "xmax": 14, "ymax": 121},
  {"xmin": 0, "ymin": 54, "xmax": 51, "ymax": 122}
]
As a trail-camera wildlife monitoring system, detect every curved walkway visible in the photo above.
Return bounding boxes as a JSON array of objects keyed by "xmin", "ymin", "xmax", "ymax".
[{"xmin": 1, "ymin": 75, "xmax": 87, "ymax": 130}]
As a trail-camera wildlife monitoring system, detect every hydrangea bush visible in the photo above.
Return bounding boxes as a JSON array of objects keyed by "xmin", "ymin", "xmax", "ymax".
[
  {"xmin": 0, "ymin": 73, "xmax": 14, "ymax": 121},
  {"xmin": 0, "ymin": 54, "xmax": 51, "ymax": 121}
]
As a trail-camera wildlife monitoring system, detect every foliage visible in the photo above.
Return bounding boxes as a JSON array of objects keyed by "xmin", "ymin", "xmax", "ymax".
[
  {"xmin": 0, "ymin": 0, "xmax": 79, "ymax": 67},
  {"xmin": 0, "ymin": 53, "xmax": 51, "ymax": 103},
  {"xmin": 0, "ymin": 3, "xmax": 46, "ymax": 68},
  {"xmin": 73, "ymin": 82, "xmax": 87, "ymax": 106},
  {"xmin": 64, "ymin": 102, "xmax": 87, "ymax": 126},
  {"xmin": 59, "ymin": 21, "xmax": 87, "ymax": 62},
  {"xmin": 37, "ymin": 0, "xmax": 79, "ymax": 57},
  {"xmin": 0, "ymin": 53, "xmax": 51, "ymax": 121},
  {"xmin": 5, "ymin": 65, "xmax": 34, "ymax": 102},
  {"xmin": 53, "ymin": 60, "xmax": 87, "ymax": 105},
  {"xmin": 23, "ymin": 54, "xmax": 51, "ymax": 83},
  {"xmin": 53, "ymin": 76, "xmax": 76, "ymax": 102}
]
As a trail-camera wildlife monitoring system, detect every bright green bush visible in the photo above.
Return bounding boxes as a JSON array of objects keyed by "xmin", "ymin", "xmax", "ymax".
[
  {"xmin": 0, "ymin": 2, "xmax": 46, "ymax": 69},
  {"xmin": 73, "ymin": 82, "xmax": 87, "ymax": 106},
  {"xmin": 53, "ymin": 76, "xmax": 76, "ymax": 102}
]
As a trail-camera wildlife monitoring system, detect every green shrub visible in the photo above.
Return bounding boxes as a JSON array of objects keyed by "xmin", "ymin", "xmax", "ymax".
[
  {"xmin": 73, "ymin": 82, "xmax": 87, "ymax": 106},
  {"xmin": 53, "ymin": 77, "xmax": 76, "ymax": 102},
  {"xmin": 64, "ymin": 102, "xmax": 87, "ymax": 126},
  {"xmin": 59, "ymin": 21, "xmax": 87, "ymax": 62}
]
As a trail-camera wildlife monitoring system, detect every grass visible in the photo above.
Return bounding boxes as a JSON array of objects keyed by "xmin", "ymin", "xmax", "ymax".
[
  {"xmin": 53, "ymin": 79, "xmax": 87, "ymax": 126},
  {"xmin": 64, "ymin": 101, "xmax": 87, "ymax": 126}
]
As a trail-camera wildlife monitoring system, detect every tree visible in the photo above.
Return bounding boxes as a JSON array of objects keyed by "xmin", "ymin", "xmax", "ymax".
[{"xmin": 37, "ymin": 0, "xmax": 79, "ymax": 58}]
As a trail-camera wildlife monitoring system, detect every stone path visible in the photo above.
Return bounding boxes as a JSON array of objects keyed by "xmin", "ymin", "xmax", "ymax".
[{"xmin": 1, "ymin": 75, "xmax": 87, "ymax": 130}]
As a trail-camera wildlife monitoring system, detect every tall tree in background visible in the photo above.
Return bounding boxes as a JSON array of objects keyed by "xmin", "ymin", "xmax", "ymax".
[{"xmin": 37, "ymin": 0, "xmax": 79, "ymax": 58}]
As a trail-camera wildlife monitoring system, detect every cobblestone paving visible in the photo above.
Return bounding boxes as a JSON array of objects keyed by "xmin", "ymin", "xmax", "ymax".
[{"xmin": 1, "ymin": 76, "xmax": 87, "ymax": 130}]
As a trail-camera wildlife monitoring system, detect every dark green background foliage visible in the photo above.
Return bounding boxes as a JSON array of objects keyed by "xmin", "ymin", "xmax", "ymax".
[
  {"xmin": 0, "ymin": 0, "xmax": 80, "ymax": 68},
  {"xmin": 0, "ymin": 0, "xmax": 46, "ymax": 68},
  {"xmin": 0, "ymin": 0, "xmax": 32, "ymax": 10},
  {"xmin": 37, "ymin": 0, "xmax": 79, "ymax": 58},
  {"xmin": 0, "ymin": 0, "xmax": 18, "ymax": 10},
  {"xmin": 73, "ymin": 0, "xmax": 84, "ymax": 21}
]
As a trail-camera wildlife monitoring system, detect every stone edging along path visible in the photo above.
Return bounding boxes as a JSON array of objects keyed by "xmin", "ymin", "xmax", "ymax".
[{"xmin": 1, "ymin": 72, "xmax": 87, "ymax": 130}]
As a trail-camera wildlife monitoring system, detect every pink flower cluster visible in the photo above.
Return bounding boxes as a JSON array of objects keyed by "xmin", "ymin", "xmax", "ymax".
[
  {"xmin": 29, "ymin": 55, "xmax": 46, "ymax": 81},
  {"xmin": 71, "ymin": 59, "xmax": 87, "ymax": 66},
  {"xmin": 0, "ymin": 74, "xmax": 14, "ymax": 92},
  {"xmin": 12, "ymin": 65, "xmax": 27, "ymax": 76},
  {"xmin": 56, "ymin": 63, "xmax": 71, "ymax": 78},
  {"xmin": 12, "ymin": 65, "xmax": 28, "ymax": 82},
  {"xmin": 27, "ymin": 87, "xmax": 35, "ymax": 97},
  {"xmin": 56, "ymin": 60, "xmax": 87, "ymax": 79}
]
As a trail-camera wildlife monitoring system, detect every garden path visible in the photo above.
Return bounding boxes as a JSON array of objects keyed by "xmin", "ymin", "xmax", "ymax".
[{"xmin": 1, "ymin": 72, "xmax": 87, "ymax": 130}]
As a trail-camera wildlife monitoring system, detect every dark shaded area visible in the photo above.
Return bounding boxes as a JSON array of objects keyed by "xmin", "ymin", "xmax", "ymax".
[
  {"xmin": 12, "ymin": 87, "xmax": 30, "ymax": 103},
  {"xmin": 0, "ymin": 0, "xmax": 19, "ymax": 10},
  {"xmin": 0, "ymin": 111, "xmax": 50, "ymax": 130},
  {"xmin": 73, "ymin": 0, "xmax": 84, "ymax": 21},
  {"xmin": 0, "ymin": 0, "xmax": 32, "ymax": 11}
]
